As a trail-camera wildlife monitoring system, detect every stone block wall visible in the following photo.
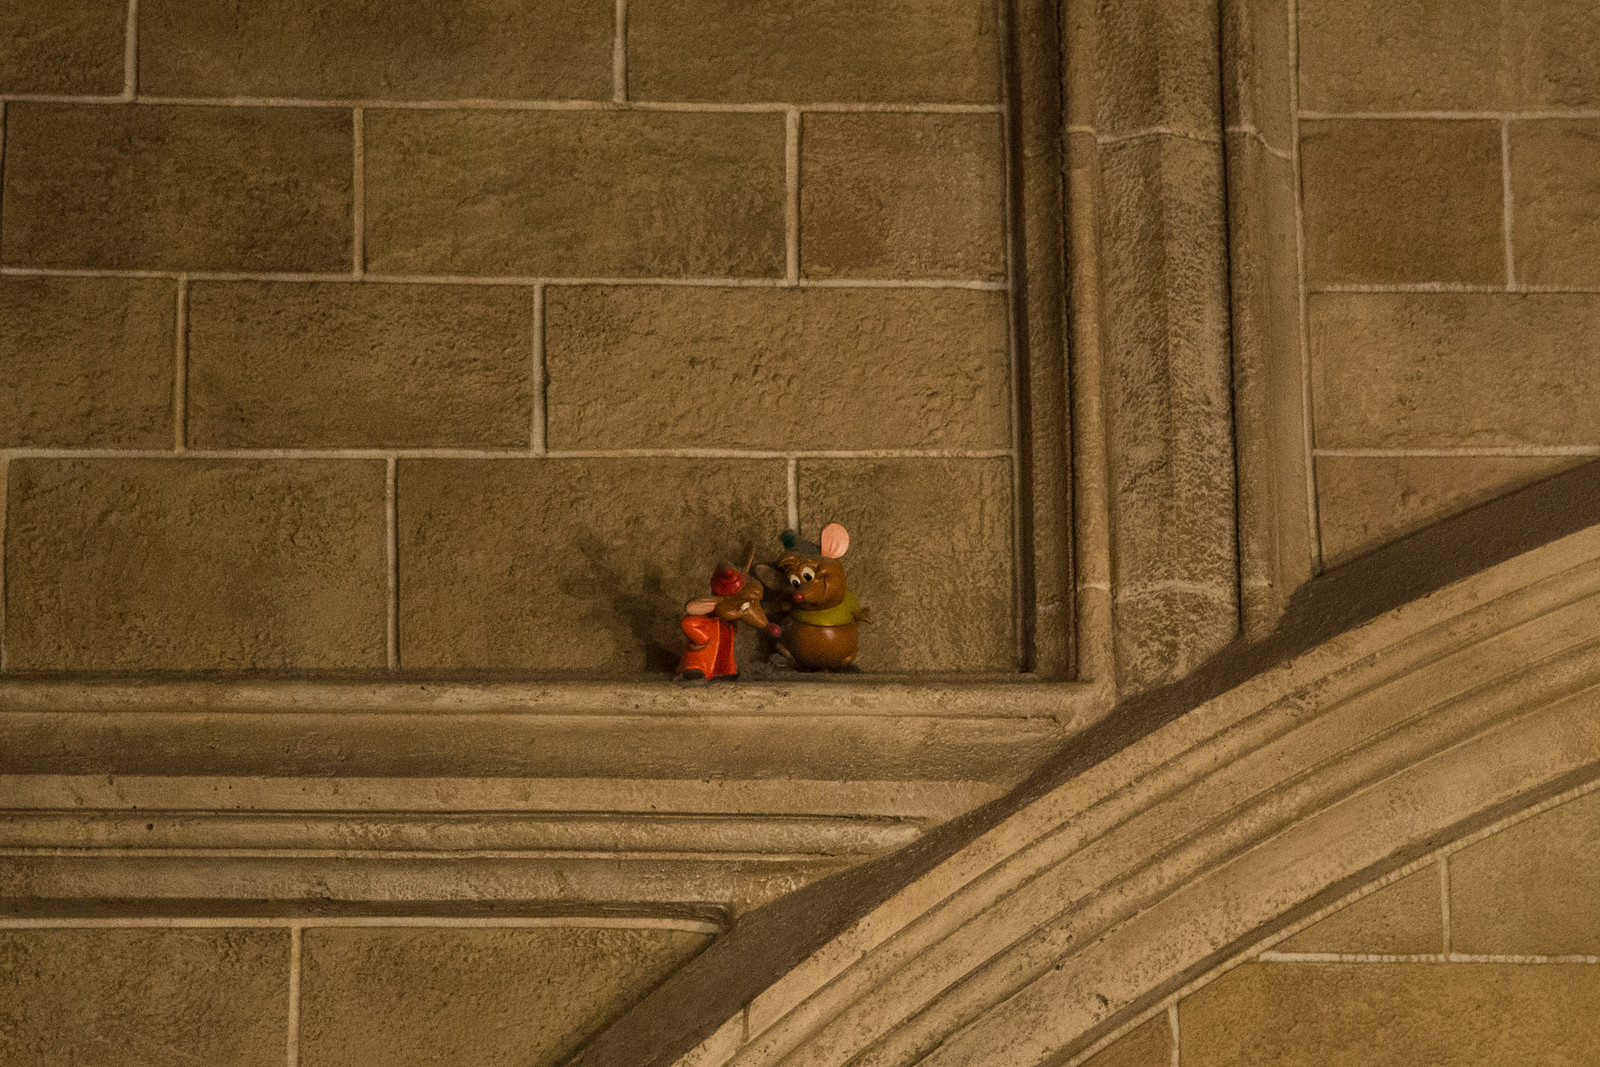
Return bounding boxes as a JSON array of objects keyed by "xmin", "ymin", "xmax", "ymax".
[
  {"xmin": 0, "ymin": 919, "xmax": 712, "ymax": 1067},
  {"xmin": 1295, "ymin": 0, "xmax": 1600, "ymax": 566},
  {"xmin": 0, "ymin": 0, "xmax": 1025, "ymax": 675},
  {"xmin": 1082, "ymin": 780, "xmax": 1600, "ymax": 1066}
]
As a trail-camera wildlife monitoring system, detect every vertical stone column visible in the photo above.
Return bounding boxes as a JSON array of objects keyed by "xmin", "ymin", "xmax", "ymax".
[{"xmin": 1065, "ymin": 0, "xmax": 1241, "ymax": 693}]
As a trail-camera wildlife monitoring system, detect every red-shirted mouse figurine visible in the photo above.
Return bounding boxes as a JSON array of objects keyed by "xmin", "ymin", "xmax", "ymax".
[{"xmin": 676, "ymin": 549, "xmax": 781, "ymax": 684}]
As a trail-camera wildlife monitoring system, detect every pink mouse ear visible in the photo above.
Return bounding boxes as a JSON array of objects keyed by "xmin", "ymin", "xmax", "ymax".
[
  {"xmin": 685, "ymin": 598, "xmax": 718, "ymax": 615},
  {"xmin": 819, "ymin": 522, "xmax": 849, "ymax": 559}
]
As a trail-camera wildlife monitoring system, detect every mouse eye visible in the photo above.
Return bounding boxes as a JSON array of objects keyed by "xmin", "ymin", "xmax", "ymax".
[
  {"xmin": 789, "ymin": 574, "xmax": 803, "ymax": 589},
  {"xmin": 801, "ymin": 567, "xmax": 816, "ymax": 582}
]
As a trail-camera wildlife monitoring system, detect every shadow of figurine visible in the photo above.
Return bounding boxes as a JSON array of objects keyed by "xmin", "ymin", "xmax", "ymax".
[{"xmin": 571, "ymin": 536, "xmax": 680, "ymax": 675}]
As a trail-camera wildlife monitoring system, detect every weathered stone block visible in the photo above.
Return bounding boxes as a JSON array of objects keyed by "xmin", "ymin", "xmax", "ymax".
[
  {"xmin": 364, "ymin": 110, "xmax": 784, "ymax": 278},
  {"xmin": 1511, "ymin": 119, "xmax": 1600, "ymax": 288},
  {"xmin": 544, "ymin": 286, "xmax": 1010, "ymax": 451},
  {"xmin": 0, "ymin": 276, "xmax": 174, "ymax": 448},
  {"xmin": 627, "ymin": 0, "xmax": 999, "ymax": 104},
  {"xmin": 1301, "ymin": 120, "xmax": 1504, "ymax": 287},
  {"xmin": 5, "ymin": 459, "xmax": 387, "ymax": 670},
  {"xmin": 0, "ymin": 0, "xmax": 125, "ymax": 95},
  {"xmin": 1277, "ymin": 866, "xmax": 1444, "ymax": 954},
  {"xmin": 187, "ymin": 282, "xmax": 533, "ymax": 448},
  {"xmin": 795, "ymin": 458, "xmax": 1016, "ymax": 672},
  {"xmin": 1316, "ymin": 455, "xmax": 1576, "ymax": 565},
  {"xmin": 1299, "ymin": 0, "xmax": 1502, "ymax": 112},
  {"xmin": 1221, "ymin": 0, "xmax": 1293, "ymax": 152},
  {"xmin": 1182, "ymin": 962, "xmax": 1600, "ymax": 1065},
  {"xmin": 0, "ymin": 928, "xmax": 288, "ymax": 1067},
  {"xmin": 800, "ymin": 113, "xmax": 1005, "ymax": 281},
  {"xmin": 299, "ymin": 926, "xmax": 709, "ymax": 1067},
  {"xmin": 1510, "ymin": 0, "xmax": 1600, "ymax": 108},
  {"xmin": 397, "ymin": 458, "xmax": 788, "ymax": 671},
  {"xmin": 1083, "ymin": 1014, "xmax": 1171, "ymax": 1067},
  {"xmin": 139, "ymin": 0, "xmax": 612, "ymax": 100},
  {"xmin": 0, "ymin": 104, "xmax": 353, "ymax": 273},
  {"xmin": 1451, "ymin": 789, "xmax": 1600, "ymax": 956},
  {"xmin": 1311, "ymin": 293, "xmax": 1600, "ymax": 448}
]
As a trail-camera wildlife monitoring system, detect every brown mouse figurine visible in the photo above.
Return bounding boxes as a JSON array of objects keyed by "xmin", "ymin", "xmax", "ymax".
[
  {"xmin": 754, "ymin": 524, "xmax": 871, "ymax": 671},
  {"xmin": 677, "ymin": 549, "xmax": 782, "ymax": 683}
]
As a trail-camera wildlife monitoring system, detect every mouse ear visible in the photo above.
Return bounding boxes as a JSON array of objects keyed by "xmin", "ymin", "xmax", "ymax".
[
  {"xmin": 685, "ymin": 597, "xmax": 718, "ymax": 615},
  {"xmin": 752, "ymin": 563, "xmax": 784, "ymax": 590},
  {"xmin": 820, "ymin": 523, "xmax": 849, "ymax": 559}
]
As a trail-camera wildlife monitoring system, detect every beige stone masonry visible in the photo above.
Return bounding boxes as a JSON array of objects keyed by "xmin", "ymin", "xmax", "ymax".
[{"xmin": 0, "ymin": 0, "xmax": 126, "ymax": 97}]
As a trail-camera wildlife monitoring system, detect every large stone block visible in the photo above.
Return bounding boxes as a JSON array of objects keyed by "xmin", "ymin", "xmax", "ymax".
[
  {"xmin": 1301, "ymin": 119, "xmax": 1504, "ymax": 287},
  {"xmin": 1509, "ymin": 0, "xmax": 1600, "ymax": 108},
  {"xmin": 794, "ymin": 458, "xmax": 1016, "ymax": 672},
  {"xmin": 364, "ymin": 110, "xmax": 784, "ymax": 278},
  {"xmin": 1182, "ymin": 962, "xmax": 1600, "ymax": 1065},
  {"xmin": 1298, "ymin": 0, "xmax": 1502, "ymax": 112},
  {"xmin": 1, "ymin": 276, "xmax": 174, "ymax": 448},
  {"xmin": 544, "ymin": 286, "xmax": 1010, "ymax": 451},
  {"xmin": 0, "ymin": 928, "xmax": 288, "ymax": 1067},
  {"xmin": 5, "ymin": 459, "xmax": 387, "ymax": 670},
  {"xmin": 1220, "ymin": 0, "xmax": 1293, "ymax": 152},
  {"xmin": 1451, "ymin": 789, "xmax": 1600, "ymax": 956},
  {"xmin": 1511, "ymin": 119, "xmax": 1600, "ymax": 288},
  {"xmin": 626, "ymin": 0, "xmax": 999, "ymax": 104},
  {"xmin": 799, "ymin": 113, "xmax": 1005, "ymax": 281},
  {"xmin": 298, "ymin": 926, "xmax": 709, "ymax": 1067},
  {"xmin": 1315, "ymin": 455, "xmax": 1576, "ymax": 564},
  {"xmin": 397, "ymin": 458, "xmax": 788, "ymax": 671},
  {"xmin": 1310, "ymin": 293, "xmax": 1600, "ymax": 448},
  {"xmin": 1276, "ymin": 866, "xmax": 1444, "ymax": 954},
  {"xmin": 0, "ymin": 0, "xmax": 125, "ymax": 95},
  {"xmin": 187, "ymin": 281, "xmax": 533, "ymax": 448},
  {"xmin": 1, "ymin": 104, "xmax": 353, "ymax": 273},
  {"xmin": 139, "ymin": 0, "xmax": 612, "ymax": 100},
  {"xmin": 1083, "ymin": 1015, "xmax": 1171, "ymax": 1067}
]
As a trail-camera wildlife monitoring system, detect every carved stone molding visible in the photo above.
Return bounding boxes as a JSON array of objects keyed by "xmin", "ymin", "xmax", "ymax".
[{"xmin": 635, "ymin": 505, "xmax": 1600, "ymax": 1066}]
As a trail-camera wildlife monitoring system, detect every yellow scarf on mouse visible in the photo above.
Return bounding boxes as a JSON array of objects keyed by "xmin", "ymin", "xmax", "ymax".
[{"xmin": 792, "ymin": 591, "xmax": 859, "ymax": 627}]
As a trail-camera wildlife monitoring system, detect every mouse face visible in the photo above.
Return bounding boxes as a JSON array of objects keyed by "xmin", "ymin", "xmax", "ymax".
[{"xmin": 776, "ymin": 552, "xmax": 848, "ymax": 610}]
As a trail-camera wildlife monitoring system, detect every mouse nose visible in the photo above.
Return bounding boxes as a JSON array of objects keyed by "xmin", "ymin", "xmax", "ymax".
[
  {"xmin": 766, "ymin": 623, "xmax": 782, "ymax": 637},
  {"xmin": 792, "ymin": 591, "xmax": 803, "ymax": 602}
]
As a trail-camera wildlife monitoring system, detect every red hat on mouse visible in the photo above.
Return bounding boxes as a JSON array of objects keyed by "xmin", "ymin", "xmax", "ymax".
[{"xmin": 710, "ymin": 565, "xmax": 746, "ymax": 596}]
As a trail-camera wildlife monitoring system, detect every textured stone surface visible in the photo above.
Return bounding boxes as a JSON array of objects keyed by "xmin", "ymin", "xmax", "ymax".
[
  {"xmin": 1225, "ymin": 132, "xmax": 1311, "ymax": 633},
  {"xmin": 1301, "ymin": 120, "xmax": 1504, "ymax": 287},
  {"xmin": 1299, "ymin": 0, "xmax": 1502, "ymax": 112},
  {"xmin": 1220, "ymin": 0, "xmax": 1293, "ymax": 152},
  {"xmin": 1083, "ymin": 1015, "xmax": 1171, "ymax": 1067},
  {"xmin": 0, "ymin": 276, "xmax": 174, "ymax": 448},
  {"xmin": 1451, "ymin": 789, "xmax": 1600, "ymax": 956},
  {"xmin": 0, "ymin": 104, "xmax": 353, "ymax": 273},
  {"xmin": 544, "ymin": 286, "xmax": 1010, "ymax": 451},
  {"xmin": 299, "ymin": 926, "xmax": 709, "ymax": 1067},
  {"xmin": 1096, "ymin": 0, "xmax": 1224, "ymax": 140},
  {"xmin": 139, "ymin": 0, "xmax": 612, "ymax": 100},
  {"xmin": 364, "ymin": 110, "xmax": 784, "ymax": 278},
  {"xmin": 800, "ymin": 113, "xmax": 1005, "ymax": 281},
  {"xmin": 5, "ymin": 459, "xmax": 387, "ymax": 671},
  {"xmin": 187, "ymin": 282, "xmax": 533, "ymax": 448},
  {"xmin": 795, "ymin": 458, "xmax": 1016, "ymax": 672},
  {"xmin": 398, "ymin": 458, "xmax": 787, "ymax": 671},
  {"xmin": 0, "ymin": 0, "xmax": 125, "ymax": 95},
  {"xmin": 1182, "ymin": 962, "xmax": 1600, "ymax": 1065},
  {"xmin": 1512, "ymin": 0, "xmax": 1600, "ymax": 108},
  {"xmin": 1316, "ymin": 456, "xmax": 1576, "ymax": 565},
  {"xmin": 1311, "ymin": 293, "xmax": 1600, "ymax": 448},
  {"xmin": 626, "ymin": 0, "xmax": 1000, "ymax": 104},
  {"xmin": 1511, "ymin": 119, "xmax": 1600, "ymax": 288},
  {"xmin": 1277, "ymin": 866, "xmax": 1443, "ymax": 954},
  {"xmin": 0, "ymin": 928, "xmax": 288, "ymax": 1067},
  {"xmin": 1099, "ymin": 134, "xmax": 1238, "ymax": 689}
]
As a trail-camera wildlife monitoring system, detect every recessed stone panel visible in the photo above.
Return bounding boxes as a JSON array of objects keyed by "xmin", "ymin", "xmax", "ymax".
[
  {"xmin": 1277, "ymin": 866, "xmax": 1444, "ymax": 954},
  {"xmin": 1511, "ymin": 119, "xmax": 1600, "ymax": 288}
]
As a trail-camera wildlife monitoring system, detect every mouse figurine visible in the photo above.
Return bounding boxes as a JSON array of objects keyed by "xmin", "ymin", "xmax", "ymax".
[
  {"xmin": 676, "ymin": 549, "xmax": 782, "ymax": 684},
  {"xmin": 754, "ymin": 523, "xmax": 871, "ymax": 671}
]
